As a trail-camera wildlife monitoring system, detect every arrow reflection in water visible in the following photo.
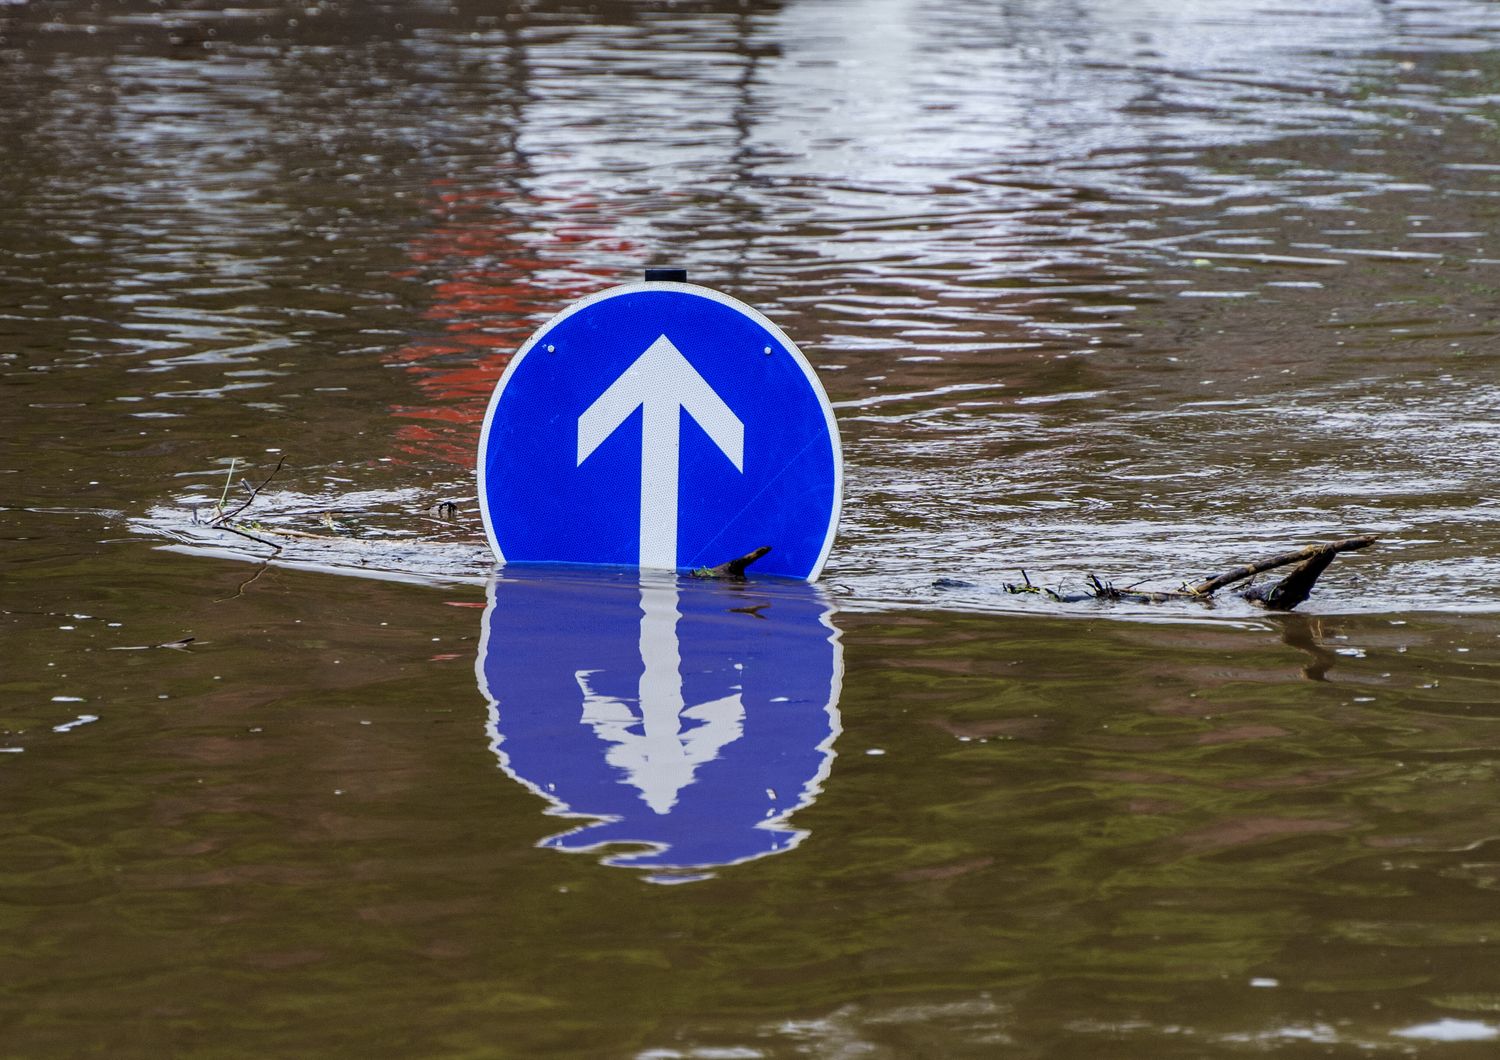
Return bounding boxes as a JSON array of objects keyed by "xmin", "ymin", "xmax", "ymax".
[{"xmin": 476, "ymin": 568, "xmax": 843, "ymax": 882}]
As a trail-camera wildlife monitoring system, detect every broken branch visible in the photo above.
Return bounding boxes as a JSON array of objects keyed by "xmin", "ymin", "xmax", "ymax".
[
  {"xmin": 1186, "ymin": 535, "xmax": 1377, "ymax": 597},
  {"xmin": 212, "ymin": 456, "xmax": 287, "ymax": 527},
  {"xmin": 999, "ymin": 535, "xmax": 1377, "ymax": 610},
  {"xmin": 692, "ymin": 546, "xmax": 772, "ymax": 580}
]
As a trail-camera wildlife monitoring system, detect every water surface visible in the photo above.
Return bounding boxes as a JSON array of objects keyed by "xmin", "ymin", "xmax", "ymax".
[{"xmin": 4, "ymin": 0, "xmax": 1500, "ymax": 1054}]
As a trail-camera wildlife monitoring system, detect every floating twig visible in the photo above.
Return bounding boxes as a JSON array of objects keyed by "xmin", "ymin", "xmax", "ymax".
[
  {"xmin": 212, "ymin": 456, "xmax": 286, "ymax": 527},
  {"xmin": 692, "ymin": 546, "xmax": 772, "ymax": 580},
  {"xmin": 213, "ymin": 457, "xmax": 237, "ymax": 516},
  {"xmin": 995, "ymin": 536, "xmax": 1377, "ymax": 611},
  {"xmin": 1002, "ymin": 569, "xmax": 1061, "ymax": 600},
  {"xmin": 110, "ymin": 637, "xmax": 196, "ymax": 652},
  {"xmin": 1184, "ymin": 535, "xmax": 1377, "ymax": 598},
  {"xmin": 218, "ymin": 524, "xmax": 282, "ymax": 554}
]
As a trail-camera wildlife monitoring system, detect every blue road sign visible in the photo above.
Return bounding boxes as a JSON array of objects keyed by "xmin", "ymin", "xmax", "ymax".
[
  {"xmin": 477, "ymin": 281, "xmax": 842, "ymax": 581},
  {"xmin": 476, "ymin": 567, "xmax": 843, "ymax": 881}
]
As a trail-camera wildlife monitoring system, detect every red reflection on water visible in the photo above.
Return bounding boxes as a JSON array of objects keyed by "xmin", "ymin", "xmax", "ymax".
[{"xmin": 386, "ymin": 183, "xmax": 636, "ymax": 467}]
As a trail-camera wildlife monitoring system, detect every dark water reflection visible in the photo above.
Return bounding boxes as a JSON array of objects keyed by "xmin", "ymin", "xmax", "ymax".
[
  {"xmin": 5, "ymin": 0, "xmax": 1500, "ymax": 1053},
  {"xmin": 6, "ymin": 554, "xmax": 1500, "ymax": 1054}
]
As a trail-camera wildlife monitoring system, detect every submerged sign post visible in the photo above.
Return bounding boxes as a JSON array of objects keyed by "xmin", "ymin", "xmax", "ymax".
[{"xmin": 477, "ymin": 275, "xmax": 841, "ymax": 581}]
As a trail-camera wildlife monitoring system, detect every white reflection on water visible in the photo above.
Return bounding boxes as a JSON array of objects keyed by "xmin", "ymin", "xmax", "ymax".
[{"xmin": 1392, "ymin": 1018, "xmax": 1500, "ymax": 1041}]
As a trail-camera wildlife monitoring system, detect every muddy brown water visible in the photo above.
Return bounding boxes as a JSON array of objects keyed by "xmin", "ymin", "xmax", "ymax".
[{"xmin": 4, "ymin": 0, "xmax": 1500, "ymax": 1055}]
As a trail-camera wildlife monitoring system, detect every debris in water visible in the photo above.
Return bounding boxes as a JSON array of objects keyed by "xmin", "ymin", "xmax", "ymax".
[
  {"xmin": 1002, "ymin": 536, "xmax": 1377, "ymax": 611},
  {"xmin": 109, "ymin": 637, "xmax": 196, "ymax": 652},
  {"xmin": 692, "ymin": 546, "xmax": 772, "ymax": 581}
]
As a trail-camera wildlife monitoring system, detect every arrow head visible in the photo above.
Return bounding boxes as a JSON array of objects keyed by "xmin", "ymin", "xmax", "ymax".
[{"xmin": 577, "ymin": 335, "xmax": 743, "ymax": 469}]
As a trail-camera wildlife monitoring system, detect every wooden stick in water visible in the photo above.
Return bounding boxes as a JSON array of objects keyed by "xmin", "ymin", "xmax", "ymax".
[{"xmin": 1186, "ymin": 535, "xmax": 1377, "ymax": 597}]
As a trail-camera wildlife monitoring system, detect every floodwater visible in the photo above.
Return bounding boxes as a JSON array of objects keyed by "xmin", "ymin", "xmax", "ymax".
[{"xmin": 4, "ymin": 0, "xmax": 1500, "ymax": 1054}]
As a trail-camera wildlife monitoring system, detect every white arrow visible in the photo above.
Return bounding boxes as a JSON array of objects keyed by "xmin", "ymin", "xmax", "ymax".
[{"xmin": 577, "ymin": 334, "xmax": 744, "ymax": 571}]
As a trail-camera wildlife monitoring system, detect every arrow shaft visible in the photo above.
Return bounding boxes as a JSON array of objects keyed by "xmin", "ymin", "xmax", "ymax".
[{"xmin": 639, "ymin": 401, "xmax": 680, "ymax": 571}]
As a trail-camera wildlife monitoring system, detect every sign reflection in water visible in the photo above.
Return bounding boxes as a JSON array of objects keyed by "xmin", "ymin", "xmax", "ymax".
[{"xmin": 476, "ymin": 568, "xmax": 843, "ymax": 881}]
